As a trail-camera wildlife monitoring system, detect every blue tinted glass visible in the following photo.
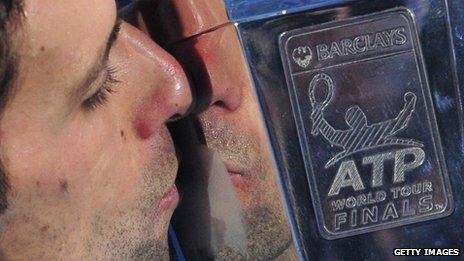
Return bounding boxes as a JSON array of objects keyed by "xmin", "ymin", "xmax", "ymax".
[
  {"xmin": 224, "ymin": 0, "xmax": 351, "ymax": 22},
  {"xmin": 117, "ymin": 0, "xmax": 132, "ymax": 8}
]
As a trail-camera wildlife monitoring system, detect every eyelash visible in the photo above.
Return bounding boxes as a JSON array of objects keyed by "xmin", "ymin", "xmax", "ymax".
[{"xmin": 83, "ymin": 65, "xmax": 120, "ymax": 110}]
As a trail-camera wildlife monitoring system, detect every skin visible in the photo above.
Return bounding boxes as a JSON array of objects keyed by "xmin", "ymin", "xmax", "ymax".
[
  {"xmin": 179, "ymin": 25, "xmax": 297, "ymax": 260},
  {"xmin": 0, "ymin": 0, "xmax": 192, "ymax": 259},
  {"xmin": 123, "ymin": 2, "xmax": 297, "ymax": 258}
]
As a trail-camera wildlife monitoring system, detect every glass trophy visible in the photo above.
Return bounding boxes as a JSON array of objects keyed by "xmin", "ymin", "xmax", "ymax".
[
  {"xmin": 230, "ymin": 0, "xmax": 463, "ymax": 259},
  {"xmin": 120, "ymin": 0, "xmax": 464, "ymax": 259}
]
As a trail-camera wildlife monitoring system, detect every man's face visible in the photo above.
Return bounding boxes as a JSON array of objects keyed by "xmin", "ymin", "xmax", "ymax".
[
  {"xmin": 179, "ymin": 25, "xmax": 294, "ymax": 259},
  {"xmin": 0, "ymin": 0, "xmax": 192, "ymax": 259},
  {"xmin": 148, "ymin": 3, "xmax": 295, "ymax": 258}
]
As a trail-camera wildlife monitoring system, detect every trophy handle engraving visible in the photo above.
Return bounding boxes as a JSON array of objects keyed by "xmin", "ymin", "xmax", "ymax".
[{"xmin": 308, "ymin": 73, "xmax": 334, "ymax": 135}]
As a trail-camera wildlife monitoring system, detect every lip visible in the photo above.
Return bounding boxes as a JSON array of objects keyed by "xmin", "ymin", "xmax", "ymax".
[
  {"xmin": 228, "ymin": 170, "xmax": 243, "ymax": 177},
  {"xmin": 227, "ymin": 169, "xmax": 251, "ymax": 190},
  {"xmin": 157, "ymin": 185, "xmax": 180, "ymax": 214}
]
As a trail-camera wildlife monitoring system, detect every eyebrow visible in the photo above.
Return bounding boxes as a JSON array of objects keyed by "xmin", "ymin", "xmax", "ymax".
[{"xmin": 70, "ymin": 17, "xmax": 122, "ymax": 105}]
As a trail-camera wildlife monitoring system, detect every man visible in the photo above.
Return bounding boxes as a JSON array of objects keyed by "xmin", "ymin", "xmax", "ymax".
[
  {"xmin": 124, "ymin": 0, "xmax": 297, "ymax": 259},
  {"xmin": 0, "ymin": 0, "xmax": 192, "ymax": 259}
]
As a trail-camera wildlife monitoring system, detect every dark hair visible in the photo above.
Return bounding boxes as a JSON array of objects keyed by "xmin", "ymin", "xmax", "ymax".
[{"xmin": 0, "ymin": 0, "xmax": 23, "ymax": 215}]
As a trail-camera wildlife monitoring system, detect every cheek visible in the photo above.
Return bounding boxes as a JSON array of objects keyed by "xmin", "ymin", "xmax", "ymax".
[
  {"xmin": 60, "ymin": 113, "xmax": 145, "ymax": 204},
  {"xmin": 131, "ymin": 86, "xmax": 168, "ymax": 140},
  {"xmin": 3, "ymin": 111, "xmax": 140, "ymax": 209}
]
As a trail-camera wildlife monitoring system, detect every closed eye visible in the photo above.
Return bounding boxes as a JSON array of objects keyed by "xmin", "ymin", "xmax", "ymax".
[{"xmin": 82, "ymin": 64, "xmax": 120, "ymax": 110}]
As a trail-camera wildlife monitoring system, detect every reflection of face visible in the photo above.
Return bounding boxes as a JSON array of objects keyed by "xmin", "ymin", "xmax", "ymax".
[
  {"xmin": 122, "ymin": 0, "xmax": 295, "ymax": 258},
  {"xmin": 138, "ymin": 1, "xmax": 293, "ymax": 256},
  {"xmin": 178, "ymin": 25, "xmax": 294, "ymax": 260},
  {"xmin": 0, "ymin": 0, "xmax": 191, "ymax": 259}
]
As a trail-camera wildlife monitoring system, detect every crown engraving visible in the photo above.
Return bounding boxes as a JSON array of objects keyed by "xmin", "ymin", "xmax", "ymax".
[{"xmin": 292, "ymin": 46, "xmax": 313, "ymax": 68}]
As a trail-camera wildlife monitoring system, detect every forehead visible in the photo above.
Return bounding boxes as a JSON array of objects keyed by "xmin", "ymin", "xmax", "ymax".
[
  {"xmin": 9, "ymin": 0, "xmax": 117, "ymax": 105},
  {"xmin": 21, "ymin": 0, "xmax": 116, "ymax": 70}
]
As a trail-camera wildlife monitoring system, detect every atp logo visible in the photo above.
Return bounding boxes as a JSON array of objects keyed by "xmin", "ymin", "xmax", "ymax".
[
  {"xmin": 292, "ymin": 46, "xmax": 313, "ymax": 68},
  {"xmin": 308, "ymin": 73, "xmax": 426, "ymax": 198},
  {"xmin": 280, "ymin": 9, "xmax": 452, "ymax": 239},
  {"xmin": 308, "ymin": 73, "xmax": 423, "ymax": 168}
]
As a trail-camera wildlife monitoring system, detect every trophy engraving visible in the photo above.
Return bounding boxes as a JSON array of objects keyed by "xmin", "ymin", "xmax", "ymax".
[
  {"xmin": 279, "ymin": 9, "xmax": 453, "ymax": 239},
  {"xmin": 308, "ymin": 73, "xmax": 423, "ymax": 168},
  {"xmin": 292, "ymin": 46, "xmax": 313, "ymax": 68}
]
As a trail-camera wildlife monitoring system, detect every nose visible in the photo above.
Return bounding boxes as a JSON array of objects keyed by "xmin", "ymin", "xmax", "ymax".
[
  {"xmin": 119, "ymin": 2, "xmax": 240, "ymax": 114},
  {"xmin": 122, "ymin": 23, "xmax": 193, "ymax": 140},
  {"xmin": 170, "ymin": 27, "xmax": 245, "ymax": 114}
]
